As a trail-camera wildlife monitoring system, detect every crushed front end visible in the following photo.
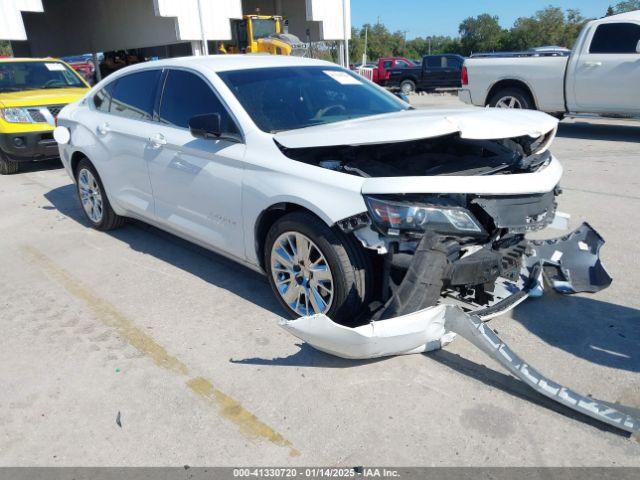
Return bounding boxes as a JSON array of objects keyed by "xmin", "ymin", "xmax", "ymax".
[
  {"xmin": 352, "ymin": 184, "xmax": 611, "ymax": 321},
  {"xmin": 276, "ymin": 122, "xmax": 637, "ymax": 434}
]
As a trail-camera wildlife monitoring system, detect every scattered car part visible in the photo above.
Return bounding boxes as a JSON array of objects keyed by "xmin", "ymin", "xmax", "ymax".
[
  {"xmin": 281, "ymin": 304, "xmax": 639, "ymax": 435},
  {"xmin": 280, "ymin": 223, "xmax": 638, "ymax": 435},
  {"xmin": 526, "ymin": 223, "xmax": 612, "ymax": 293}
]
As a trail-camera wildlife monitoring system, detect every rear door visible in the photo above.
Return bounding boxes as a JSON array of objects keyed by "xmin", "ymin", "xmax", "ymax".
[
  {"xmin": 572, "ymin": 21, "xmax": 640, "ymax": 113},
  {"xmin": 443, "ymin": 56, "xmax": 463, "ymax": 88},
  {"xmin": 421, "ymin": 56, "xmax": 444, "ymax": 89},
  {"xmin": 145, "ymin": 69, "xmax": 246, "ymax": 257},
  {"xmin": 91, "ymin": 69, "xmax": 162, "ymax": 218}
]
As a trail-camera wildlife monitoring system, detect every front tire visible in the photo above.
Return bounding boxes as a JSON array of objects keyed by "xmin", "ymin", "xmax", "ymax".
[
  {"xmin": 400, "ymin": 79, "xmax": 416, "ymax": 95},
  {"xmin": 75, "ymin": 158, "xmax": 125, "ymax": 231},
  {"xmin": 488, "ymin": 87, "xmax": 535, "ymax": 110},
  {"xmin": 264, "ymin": 211, "xmax": 371, "ymax": 323},
  {"xmin": 0, "ymin": 153, "xmax": 19, "ymax": 175}
]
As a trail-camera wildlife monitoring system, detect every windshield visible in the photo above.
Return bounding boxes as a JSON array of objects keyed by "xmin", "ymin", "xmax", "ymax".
[
  {"xmin": 0, "ymin": 61, "xmax": 85, "ymax": 92},
  {"xmin": 218, "ymin": 66, "xmax": 407, "ymax": 133},
  {"xmin": 252, "ymin": 19, "xmax": 278, "ymax": 39}
]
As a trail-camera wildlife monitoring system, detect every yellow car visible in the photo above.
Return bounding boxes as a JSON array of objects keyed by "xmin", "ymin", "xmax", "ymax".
[{"xmin": 0, "ymin": 58, "xmax": 90, "ymax": 174}]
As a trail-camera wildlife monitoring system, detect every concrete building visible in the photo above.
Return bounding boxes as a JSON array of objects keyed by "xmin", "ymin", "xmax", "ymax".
[{"xmin": 1, "ymin": 0, "xmax": 351, "ymax": 63}]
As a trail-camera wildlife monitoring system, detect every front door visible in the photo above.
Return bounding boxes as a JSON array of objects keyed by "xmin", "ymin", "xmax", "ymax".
[
  {"xmin": 145, "ymin": 69, "xmax": 246, "ymax": 258},
  {"xmin": 573, "ymin": 22, "xmax": 640, "ymax": 114}
]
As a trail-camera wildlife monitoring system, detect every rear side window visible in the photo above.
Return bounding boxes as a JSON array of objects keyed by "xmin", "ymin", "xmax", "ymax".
[
  {"xmin": 447, "ymin": 57, "xmax": 462, "ymax": 69},
  {"xmin": 159, "ymin": 69, "xmax": 237, "ymax": 132},
  {"xmin": 589, "ymin": 23, "xmax": 640, "ymax": 54},
  {"xmin": 109, "ymin": 70, "xmax": 161, "ymax": 120},
  {"xmin": 93, "ymin": 82, "xmax": 115, "ymax": 112},
  {"xmin": 382, "ymin": 61, "xmax": 392, "ymax": 69},
  {"xmin": 425, "ymin": 56, "xmax": 440, "ymax": 68}
]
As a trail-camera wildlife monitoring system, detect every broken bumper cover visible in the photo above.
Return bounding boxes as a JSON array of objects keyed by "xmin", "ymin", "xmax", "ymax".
[
  {"xmin": 280, "ymin": 223, "xmax": 638, "ymax": 434},
  {"xmin": 455, "ymin": 222, "xmax": 612, "ymax": 319},
  {"xmin": 280, "ymin": 304, "xmax": 456, "ymax": 360},
  {"xmin": 527, "ymin": 222, "xmax": 612, "ymax": 294}
]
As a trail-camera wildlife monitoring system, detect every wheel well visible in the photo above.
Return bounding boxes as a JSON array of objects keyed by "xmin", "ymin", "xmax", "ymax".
[
  {"xmin": 486, "ymin": 80, "xmax": 536, "ymax": 108},
  {"xmin": 254, "ymin": 203, "xmax": 324, "ymax": 270},
  {"xmin": 70, "ymin": 151, "xmax": 88, "ymax": 177}
]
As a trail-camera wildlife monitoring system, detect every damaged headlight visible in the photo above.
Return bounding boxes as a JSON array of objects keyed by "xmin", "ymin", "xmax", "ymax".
[{"xmin": 364, "ymin": 196, "xmax": 484, "ymax": 235}]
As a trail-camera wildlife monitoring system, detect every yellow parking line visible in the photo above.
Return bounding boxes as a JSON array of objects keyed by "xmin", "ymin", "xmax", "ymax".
[{"xmin": 20, "ymin": 244, "xmax": 300, "ymax": 457}]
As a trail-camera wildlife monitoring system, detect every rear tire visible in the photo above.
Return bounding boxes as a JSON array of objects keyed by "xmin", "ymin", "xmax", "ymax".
[
  {"xmin": 264, "ymin": 211, "xmax": 371, "ymax": 324},
  {"xmin": 488, "ymin": 87, "xmax": 535, "ymax": 110},
  {"xmin": 0, "ymin": 153, "xmax": 19, "ymax": 175},
  {"xmin": 75, "ymin": 158, "xmax": 125, "ymax": 231},
  {"xmin": 400, "ymin": 79, "xmax": 416, "ymax": 95}
]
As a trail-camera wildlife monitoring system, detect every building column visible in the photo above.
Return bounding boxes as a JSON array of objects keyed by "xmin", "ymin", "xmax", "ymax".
[{"xmin": 191, "ymin": 40, "xmax": 204, "ymax": 56}]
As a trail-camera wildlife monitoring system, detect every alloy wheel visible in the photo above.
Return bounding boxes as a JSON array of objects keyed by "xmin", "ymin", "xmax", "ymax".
[
  {"xmin": 270, "ymin": 231, "xmax": 334, "ymax": 316},
  {"xmin": 78, "ymin": 168, "xmax": 104, "ymax": 223},
  {"xmin": 495, "ymin": 95, "xmax": 523, "ymax": 109}
]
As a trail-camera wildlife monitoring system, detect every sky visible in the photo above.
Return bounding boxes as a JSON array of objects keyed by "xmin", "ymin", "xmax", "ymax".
[{"xmin": 350, "ymin": 0, "xmax": 616, "ymax": 38}]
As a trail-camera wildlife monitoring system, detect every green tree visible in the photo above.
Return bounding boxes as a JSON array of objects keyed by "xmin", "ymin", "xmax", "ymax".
[
  {"xmin": 458, "ymin": 14, "xmax": 506, "ymax": 55},
  {"xmin": 606, "ymin": 5, "xmax": 616, "ymax": 15},
  {"xmin": 349, "ymin": 26, "xmax": 365, "ymax": 63},
  {"xmin": 0, "ymin": 41, "xmax": 11, "ymax": 56},
  {"xmin": 562, "ymin": 9, "xmax": 588, "ymax": 47},
  {"xmin": 505, "ymin": 6, "xmax": 588, "ymax": 50},
  {"xmin": 613, "ymin": 0, "xmax": 640, "ymax": 13}
]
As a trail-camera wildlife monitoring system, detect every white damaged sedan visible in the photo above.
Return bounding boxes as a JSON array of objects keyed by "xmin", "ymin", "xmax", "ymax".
[
  {"xmin": 55, "ymin": 55, "xmax": 610, "ymax": 324},
  {"xmin": 55, "ymin": 56, "xmax": 640, "ymax": 434}
]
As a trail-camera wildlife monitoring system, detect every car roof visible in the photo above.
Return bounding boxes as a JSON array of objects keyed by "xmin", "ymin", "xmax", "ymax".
[
  {"xmin": 113, "ymin": 54, "xmax": 337, "ymax": 75},
  {"xmin": 592, "ymin": 10, "xmax": 640, "ymax": 23}
]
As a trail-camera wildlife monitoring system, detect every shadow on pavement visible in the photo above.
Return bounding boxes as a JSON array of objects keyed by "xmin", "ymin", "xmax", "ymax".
[
  {"xmin": 557, "ymin": 121, "xmax": 640, "ymax": 143},
  {"xmin": 428, "ymin": 349, "xmax": 631, "ymax": 437},
  {"xmin": 12, "ymin": 158, "xmax": 63, "ymax": 174},
  {"xmin": 512, "ymin": 292, "xmax": 640, "ymax": 373},
  {"xmin": 44, "ymin": 184, "xmax": 283, "ymax": 317},
  {"xmin": 231, "ymin": 342, "xmax": 385, "ymax": 369}
]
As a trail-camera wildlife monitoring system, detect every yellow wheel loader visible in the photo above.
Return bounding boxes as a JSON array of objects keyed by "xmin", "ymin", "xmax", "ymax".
[{"xmin": 221, "ymin": 15, "xmax": 307, "ymax": 56}]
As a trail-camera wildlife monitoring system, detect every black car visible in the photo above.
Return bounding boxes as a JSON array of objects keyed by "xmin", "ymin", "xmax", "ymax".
[{"xmin": 386, "ymin": 54, "xmax": 465, "ymax": 94}]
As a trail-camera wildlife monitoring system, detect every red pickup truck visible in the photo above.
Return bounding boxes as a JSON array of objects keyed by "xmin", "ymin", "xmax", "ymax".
[{"xmin": 354, "ymin": 57, "xmax": 415, "ymax": 86}]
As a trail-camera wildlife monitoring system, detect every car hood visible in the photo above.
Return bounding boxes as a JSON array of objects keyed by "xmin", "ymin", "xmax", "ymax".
[
  {"xmin": 273, "ymin": 108, "xmax": 558, "ymax": 148},
  {"xmin": 0, "ymin": 87, "xmax": 88, "ymax": 108}
]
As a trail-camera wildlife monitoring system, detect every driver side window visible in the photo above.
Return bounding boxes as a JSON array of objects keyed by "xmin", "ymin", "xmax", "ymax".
[{"xmin": 159, "ymin": 69, "xmax": 238, "ymax": 134}]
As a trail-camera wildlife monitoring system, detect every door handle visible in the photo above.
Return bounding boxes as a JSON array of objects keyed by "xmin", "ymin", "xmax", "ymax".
[
  {"xmin": 97, "ymin": 122, "xmax": 110, "ymax": 135},
  {"xmin": 148, "ymin": 133, "xmax": 167, "ymax": 149},
  {"xmin": 584, "ymin": 61, "xmax": 602, "ymax": 67}
]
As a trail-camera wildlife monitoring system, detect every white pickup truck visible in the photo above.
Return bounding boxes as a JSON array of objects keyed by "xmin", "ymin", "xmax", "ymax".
[{"xmin": 459, "ymin": 11, "xmax": 640, "ymax": 117}]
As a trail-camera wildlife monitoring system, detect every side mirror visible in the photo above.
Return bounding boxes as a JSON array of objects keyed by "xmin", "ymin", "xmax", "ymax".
[
  {"xmin": 189, "ymin": 113, "xmax": 222, "ymax": 139},
  {"xmin": 189, "ymin": 113, "xmax": 242, "ymax": 143}
]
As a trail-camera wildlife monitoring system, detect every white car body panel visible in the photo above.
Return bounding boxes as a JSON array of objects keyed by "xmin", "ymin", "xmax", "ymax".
[
  {"xmin": 361, "ymin": 155, "xmax": 562, "ymax": 195},
  {"xmin": 460, "ymin": 56, "xmax": 568, "ymax": 113},
  {"xmin": 57, "ymin": 55, "xmax": 561, "ymax": 272},
  {"xmin": 569, "ymin": 20, "xmax": 640, "ymax": 113},
  {"xmin": 460, "ymin": 11, "xmax": 640, "ymax": 116},
  {"xmin": 274, "ymin": 108, "xmax": 558, "ymax": 148},
  {"xmin": 144, "ymin": 123, "xmax": 247, "ymax": 257}
]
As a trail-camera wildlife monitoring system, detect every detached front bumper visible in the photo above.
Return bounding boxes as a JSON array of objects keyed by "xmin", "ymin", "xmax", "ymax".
[
  {"xmin": 0, "ymin": 130, "xmax": 59, "ymax": 162},
  {"xmin": 280, "ymin": 223, "xmax": 637, "ymax": 434},
  {"xmin": 282, "ymin": 223, "xmax": 612, "ymax": 358}
]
